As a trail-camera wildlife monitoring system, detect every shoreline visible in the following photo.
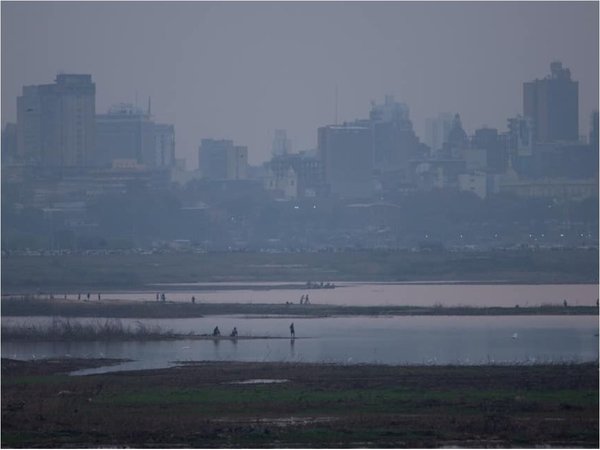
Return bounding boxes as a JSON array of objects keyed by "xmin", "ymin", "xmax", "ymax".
[
  {"xmin": 2, "ymin": 297, "xmax": 598, "ymax": 318},
  {"xmin": 2, "ymin": 279, "xmax": 598, "ymax": 294},
  {"xmin": 1, "ymin": 333, "xmax": 307, "ymax": 342}
]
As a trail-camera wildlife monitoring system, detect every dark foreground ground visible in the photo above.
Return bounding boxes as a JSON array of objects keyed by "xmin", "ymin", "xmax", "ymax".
[{"xmin": 1, "ymin": 358, "xmax": 598, "ymax": 448}]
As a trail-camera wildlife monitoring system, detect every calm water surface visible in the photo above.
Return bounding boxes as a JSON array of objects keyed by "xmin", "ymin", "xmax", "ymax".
[{"xmin": 3, "ymin": 315, "xmax": 597, "ymax": 375}]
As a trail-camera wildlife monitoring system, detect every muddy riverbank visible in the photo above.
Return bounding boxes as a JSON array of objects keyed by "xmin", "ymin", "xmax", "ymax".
[
  {"xmin": 2, "ymin": 296, "xmax": 598, "ymax": 319},
  {"xmin": 1, "ymin": 358, "xmax": 598, "ymax": 447}
]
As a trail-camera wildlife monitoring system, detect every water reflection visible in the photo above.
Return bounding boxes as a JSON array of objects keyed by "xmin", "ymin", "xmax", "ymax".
[{"xmin": 2, "ymin": 315, "xmax": 597, "ymax": 375}]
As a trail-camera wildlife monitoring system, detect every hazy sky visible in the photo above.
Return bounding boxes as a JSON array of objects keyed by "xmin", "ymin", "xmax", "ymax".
[{"xmin": 2, "ymin": 1, "xmax": 598, "ymax": 166}]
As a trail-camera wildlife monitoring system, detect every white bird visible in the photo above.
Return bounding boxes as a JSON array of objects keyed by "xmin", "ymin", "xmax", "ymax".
[{"xmin": 512, "ymin": 333, "xmax": 519, "ymax": 339}]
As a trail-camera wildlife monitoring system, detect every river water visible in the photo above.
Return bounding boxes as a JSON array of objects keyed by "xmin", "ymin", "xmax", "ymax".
[
  {"xmin": 89, "ymin": 282, "xmax": 598, "ymax": 307},
  {"xmin": 2, "ymin": 315, "xmax": 598, "ymax": 374}
]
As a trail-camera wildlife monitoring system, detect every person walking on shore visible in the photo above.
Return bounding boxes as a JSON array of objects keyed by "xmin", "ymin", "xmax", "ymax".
[{"xmin": 290, "ymin": 322, "xmax": 295, "ymax": 338}]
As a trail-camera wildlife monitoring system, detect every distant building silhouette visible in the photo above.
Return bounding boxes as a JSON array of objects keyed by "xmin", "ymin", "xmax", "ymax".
[
  {"xmin": 271, "ymin": 129, "xmax": 291, "ymax": 157},
  {"xmin": 17, "ymin": 74, "xmax": 96, "ymax": 166},
  {"xmin": 590, "ymin": 111, "xmax": 599, "ymax": 152},
  {"xmin": 1, "ymin": 123, "xmax": 17, "ymax": 164},
  {"xmin": 318, "ymin": 124, "xmax": 373, "ymax": 199},
  {"xmin": 470, "ymin": 127, "xmax": 508, "ymax": 174},
  {"xmin": 524, "ymin": 61, "xmax": 579, "ymax": 143},
  {"xmin": 441, "ymin": 113, "xmax": 468, "ymax": 159},
  {"xmin": 96, "ymin": 103, "xmax": 175, "ymax": 169},
  {"xmin": 96, "ymin": 103, "xmax": 153, "ymax": 167},
  {"xmin": 153, "ymin": 123, "xmax": 176, "ymax": 168},
  {"xmin": 425, "ymin": 113, "xmax": 454, "ymax": 154},
  {"xmin": 198, "ymin": 138, "xmax": 248, "ymax": 180},
  {"xmin": 506, "ymin": 115, "xmax": 534, "ymax": 176},
  {"xmin": 265, "ymin": 151, "xmax": 323, "ymax": 199},
  {"xmin": 367, "ymin": 95, "xmax": 421, "ymax": 177}
]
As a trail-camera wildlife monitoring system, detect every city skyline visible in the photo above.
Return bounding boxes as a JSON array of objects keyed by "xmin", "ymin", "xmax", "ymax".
[{"xmin": 2, "ymin": 1, "xmax": 598, "ymax": 166}]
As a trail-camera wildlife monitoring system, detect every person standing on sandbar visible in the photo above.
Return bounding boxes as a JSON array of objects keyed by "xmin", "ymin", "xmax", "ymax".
[{"xmin": 290, "ymin": 322, "xmax": 295, "ymax": 338}]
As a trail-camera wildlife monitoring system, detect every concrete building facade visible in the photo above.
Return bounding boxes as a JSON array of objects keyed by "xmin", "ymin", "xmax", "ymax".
[
  {"xmin": 523, "ymin": 61, "xmax": 579, "ymax": 143},
  {"xmin": 198, "ymin": 139, "xmax": 248, "ymax": 180},
  {"xmin": 425, "ymin": 112, "xmax": 454, "ymax": 154},
  {"xmin": 16, "ymin": 74, "xmax": 96, "ymax": 166},
  {"xmin": 318, "ymin": 125, "xmax": 373, "ymax": 199},
  {"xmin": 96, "ymin": 104, "xmax": 154, "ymax": 167},
  {"xmin": 96, "ymin": 104, "xmax": 175, "ymax": 169},
  {"xmin": 271, "ymin": 129, "xmax": 291, "ymax": 157}
]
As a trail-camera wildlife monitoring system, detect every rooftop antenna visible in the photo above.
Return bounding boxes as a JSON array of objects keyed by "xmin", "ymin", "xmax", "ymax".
[{"xmin": 147, "ymin": 96, "xmax": 151, "ymax": 116}]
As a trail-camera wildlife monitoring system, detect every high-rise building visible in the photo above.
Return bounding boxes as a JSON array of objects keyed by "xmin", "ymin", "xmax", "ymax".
[
  {"xmin": 442, "ymin": 113, "xmax": 468, "ymax": 159},
  {"xmin": 1, "ymin": 123, "xmax": 18, "ymax": 164},
  {"xmin": 369, "ymin": 96, "xmax": 420, "ymax": 174},
  {"xmin": 507, "ymin": 115, "xmax": 534, "ymax": 158},
  {"xmin": 154, "ymin": 123, "xmax": 176, "ymax": 168},
  {"xmin": 271, "ymin": 129, "xmax": 291, "ymax": 157},
  {"xmin": 425, "ymin": 113, "xmax": 454, "ymax": 153},
  {"xmin": 16, "ymin": 74, "xmax": 96, "ymax": 166},
  {"xmin": 96, "ymin": 103, "xmax": 175, "ymax": 169},
  {"xmin": 523, "ymin": 61, "xmax": 579, "ymax": 143},
  {"xmin": 96, "ymin": 103, "xmax": 154, "ymax": 167},
  {"xmin": 198, "ymin": 139, "xmax": 248, "ymax": 180},
  {"xmin": 318, "ymin": 124, "xmax": 373, "ymax": 199},
  {"xmin": 470, "ymin": 127, "xmax": 508, "ymax": 174}
]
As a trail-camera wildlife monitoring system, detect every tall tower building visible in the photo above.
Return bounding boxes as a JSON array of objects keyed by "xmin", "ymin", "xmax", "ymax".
[
  {"xmin": 96, "ymin": 103, "xmax": 154, "ymax": 167},
  {"xmin": 318, "ymin": 124, "xmax": 373, "ymax": 199},
  {"xmin": 523, "ymin": 61, "xmax": 579, "ymax": 143},
  {"xmin": 96, "ymin": 103, "xmax": 176, "ymax": 169},
  {"xmin": 367, "ymin": 95, "xmax": 419, "ymax": 174},
  {"xmin": 271, "ymin": 129, "xmax": 291, "ymax": 157},
  {"xmin": 425, "ymin": 113, "xmax": 454, "ymax": 153},
  {"xmin": 16, "ymin": 74, "xmax": 96, "ymax": 166},
  {"xmin": 198, "ymin": 139, "xmax": 248, "ymax": 180},
  {"xmin": 154, "ymin": 123, "xmax": 176, "ymax": 168}
]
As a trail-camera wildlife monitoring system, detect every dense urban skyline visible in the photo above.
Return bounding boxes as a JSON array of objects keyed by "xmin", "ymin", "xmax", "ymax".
[{"xmin": 2, "ymin": 1, "xmax": 599, "ymax": 166}]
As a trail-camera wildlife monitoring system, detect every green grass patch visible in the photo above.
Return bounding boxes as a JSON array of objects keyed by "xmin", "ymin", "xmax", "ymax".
[
  {"xmin": 99, "ymin": 385, "xmax": 598, "ymax": 416},
  {"xmin": 1, "ymin": 374, "xmax": 71, "ymax": 386}
]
